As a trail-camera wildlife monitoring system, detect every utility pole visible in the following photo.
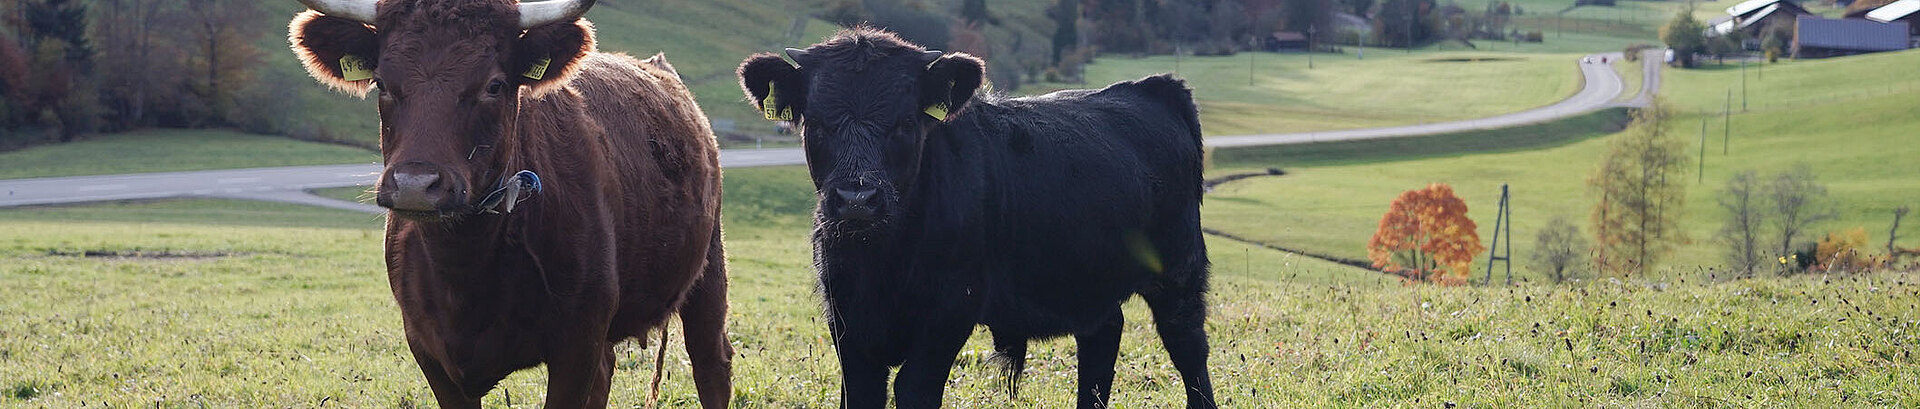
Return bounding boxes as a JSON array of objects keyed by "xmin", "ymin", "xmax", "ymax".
[
  {"xmin": 1723, "ymin": 89, "xmax": 1732, "ymax": 155},
  {"xmin": 1249, "ymin": 35, "xmax": 1256, "ymax": 87},
  {"xmin": 1308, "ymin": 25, "xmax": 1317, "ymax": 69},
  {"xmin": 1483, "ymin": 184, "xmax": 1513, "ymax": 286},
  {"xmin": 1741, "ymin": 61, "xmax": 1748, "ymax": 112},
  {"xmin": 1892, "ymin": 207, "xmax": 1910, "ymax": 256},
  {"xmin": 1699, "ymin": 115, "xmax": 1707, "ymax": 183},
  {"xmin": 1408, "ymin": 0, "xmax": 1415, "ymax": 54}
]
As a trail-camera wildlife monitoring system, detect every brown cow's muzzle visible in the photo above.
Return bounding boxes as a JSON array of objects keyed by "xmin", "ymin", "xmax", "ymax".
[{"xmin": 378, "ymin": 161, "xmax": 466, "ymax": 216}]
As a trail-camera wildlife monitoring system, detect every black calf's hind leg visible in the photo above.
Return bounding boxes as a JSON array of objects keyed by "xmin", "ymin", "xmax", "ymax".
[
  {"xmin": 1075, "ymin": 310, "xmax": 1124, "ymax": 409},
  {"xmin": 1143, "ymin": 289, "xmax": 1218, "ymax": 409},
  {"xmin": 990, "ymin": 330, "xmax": 1029, "ymax": 400}
]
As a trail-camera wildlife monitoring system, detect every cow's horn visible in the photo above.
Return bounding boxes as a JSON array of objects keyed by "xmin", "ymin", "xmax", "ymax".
[
  {"xmin": 918, "ymin": 50, "xmax": 944, "ymax": 66},
  {"xmin": 784, "ymin": 48, "xmax": 810, "ymax": 65},
  {"xmin": 296, "ymin": 0, "xmax": 377, "ymax": 24},
  {"xmin": 519, "ymin": 0, "xmax": 597, "ymax": 29}
]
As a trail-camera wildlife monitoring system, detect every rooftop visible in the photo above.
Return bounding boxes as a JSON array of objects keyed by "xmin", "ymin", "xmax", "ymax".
[
  {"xmin": 1796, "ymin": 15, "xmax": 1911, "ymax": 51},
  {"xmin": 1866, "ymin": 0, "xmax": 1920, "ymax": 22}
]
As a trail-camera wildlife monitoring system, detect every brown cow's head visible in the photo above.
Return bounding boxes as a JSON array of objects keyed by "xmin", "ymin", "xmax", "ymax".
[
  {"xmin": 737, "ymin": 28, "xmax": 983, "ymax": 232},
  {"xmin": 288, "ymin": 0, "xmax": 596, "ymax": 221}
]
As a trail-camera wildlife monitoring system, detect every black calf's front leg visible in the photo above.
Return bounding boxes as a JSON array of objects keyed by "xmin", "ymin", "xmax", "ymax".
[
  {"xmin": 1144, "ymin": 290, "xmax": 1218, "ymax": 409},
  {"xmin": 831, "ymin": 319, "xmax": 891, "ymax": 409},
  {"xmin": 891, "ymin": 316, "xmax": 977, "ymax": 409}
]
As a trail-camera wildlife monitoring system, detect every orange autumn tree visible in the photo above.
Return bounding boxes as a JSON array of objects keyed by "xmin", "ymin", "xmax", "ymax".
[{"xmin": 1368, "ymin": 183, "xmax": 1486, "ymax": 284}]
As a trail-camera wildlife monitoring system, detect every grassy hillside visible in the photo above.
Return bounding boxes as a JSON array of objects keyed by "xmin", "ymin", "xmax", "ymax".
[
  {"xmin": 1034, "ymin": 51, "xmax": 1584, "ymax": 136},
  {"xmin": 4, "ymin": 166, "xmax": 1918, "ymax": 406},
  {"xmin": 0, "ymin": 129, "xmax": 376, "ymax": 179},
  {"xmin": 262, "ymin": 0, "xmax": 838, "ymax": 147},
  {"xmin": 1204, "ymin": 49, "xmax": 1920, "ymax": 280}
]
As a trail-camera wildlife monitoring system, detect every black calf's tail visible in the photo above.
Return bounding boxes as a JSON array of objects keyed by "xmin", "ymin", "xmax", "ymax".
[
  {"xmin": 988, "ymin": 331, "xmax": 1029, "ymax": 400},
  {"xmin": 1131, "ymin": 74, "xmax": 1203, "ymax": 150}
]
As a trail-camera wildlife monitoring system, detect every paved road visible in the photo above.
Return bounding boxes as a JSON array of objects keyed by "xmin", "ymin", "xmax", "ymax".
[
  {"xmin": 0, "ymin": 52, "xmax": 1658, "ymax": 212},
  {"xmin": 1210, "ymin": 51, "xmax": 1644, "ymax": 147}
]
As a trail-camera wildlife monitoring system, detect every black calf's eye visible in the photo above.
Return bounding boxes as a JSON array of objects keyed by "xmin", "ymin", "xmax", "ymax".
[{"xmin": 486, "ymin": 79, "xmax": 505, "ymax": 96}]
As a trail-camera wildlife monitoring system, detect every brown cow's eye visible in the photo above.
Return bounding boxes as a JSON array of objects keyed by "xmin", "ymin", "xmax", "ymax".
[{"xmin": 485, "ymin": 79, "xmax": 505, "ymax": 96}]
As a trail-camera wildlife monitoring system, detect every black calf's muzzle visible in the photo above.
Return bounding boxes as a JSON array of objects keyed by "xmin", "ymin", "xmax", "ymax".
[{"xmin": 832, "ymin": 187, "xmax": 879, "ymax": 221}]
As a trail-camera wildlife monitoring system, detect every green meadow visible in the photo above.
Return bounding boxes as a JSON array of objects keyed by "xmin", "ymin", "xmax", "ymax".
[
  {"xmin": 1204, "ymin": 49, "xmax": 1920, "ymax": 281},
  {"xmin": 6, "ymin": 166, "xmax": 1919, "ymax": 406},
  {"xmin": 10, "ymin": 1, "xmax": 1920, "ymax": 406},
  {"xmin": 0, "ymin": 129, "xmax": 375, "ymax": 180}
]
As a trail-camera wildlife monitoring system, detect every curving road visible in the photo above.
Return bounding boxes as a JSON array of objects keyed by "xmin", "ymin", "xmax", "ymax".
[{"xmin": 0, "ymin": 52, "xmax": 1659, "ymax": 212}]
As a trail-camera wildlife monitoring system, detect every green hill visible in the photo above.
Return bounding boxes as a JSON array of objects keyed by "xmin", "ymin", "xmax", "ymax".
[
  {"xmin": 1204, "ymin": 49, "xmax": 1920, "ymax": 281},
  {"xmin": 262, "ymin": 0, "xmax": 838, "ymax": 147}
]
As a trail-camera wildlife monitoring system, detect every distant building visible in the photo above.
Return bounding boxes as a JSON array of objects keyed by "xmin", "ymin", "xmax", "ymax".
[
  {"xmin": 1865, "ymin": 0, "xmax": 1920, "ymax": 45},
  {"xmin": 1266, "ymin": 32, "xmax": 1310, "ymax": 52},
  {"xmin": 1711, "ymin": 0, "xmax": 1812, "ymax": 38},
  {"xmin": 1793, "ymin": 15, "xmax": 1912, "ymax": 57}
]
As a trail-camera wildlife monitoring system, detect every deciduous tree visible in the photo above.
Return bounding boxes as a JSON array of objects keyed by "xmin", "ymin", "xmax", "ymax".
[
  {"xmin": 1368, "ymin": 183, "xmax": 1485, "ymax": 284},
  {"xmin": 1659, "ymin": 6, "xmax": 1706, "ymax": 67},
  {"xmin": 1766, "ymin": 163, "xmax": 1833, "ymax": 270},
  {"xmin": 1718, "ymin": 170, "xmax": 1766, "ymax": 277},
  {"xmin": 1590, "ymin": 100, "xmax": 1689, "ymax": 276},
  {"xmin": 1529, "ymin": 215, "xmax": 1588, "ymax": 283}
]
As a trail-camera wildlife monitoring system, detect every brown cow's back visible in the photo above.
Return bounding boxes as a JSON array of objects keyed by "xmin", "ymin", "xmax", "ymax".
[{"xmin": 512, "ymin": 52, "xmax": 722, "ymax": 341}]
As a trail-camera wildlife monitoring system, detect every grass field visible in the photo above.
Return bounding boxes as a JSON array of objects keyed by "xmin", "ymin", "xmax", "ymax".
[
  {"xmin": 251, "ymin": 0, "xmax": 1651, "ymax": 146},
  {"xmin": 6, "ymin": 166, "xmax": 1919, "ymax": 406},
  {"xmin": 1035, "ymin": 50, "xmax": 1584, "ymax": 136},
  {"xmin": 260, "ymin": 0, "xmax": 840, "ymax": 147},
  {"xmin": 1204, "ymin": 49, "xmax": 1920, "ymax": 281},
  {"xmin": 0, "ymin": 129, "xmax": 376, "ymax": 179}
]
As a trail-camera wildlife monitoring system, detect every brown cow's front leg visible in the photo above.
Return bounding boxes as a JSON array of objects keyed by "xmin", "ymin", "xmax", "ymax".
[
  {"xmin": 680, "ymin": 240, "xmax": 735, "ymax": 409},
  {"xmin": 542, "ymin": 339, "xmax": 616, "ymax": 408},
  {"xmin": 410, "ymin": 345, "xmax": 483, "ymax": 409}
]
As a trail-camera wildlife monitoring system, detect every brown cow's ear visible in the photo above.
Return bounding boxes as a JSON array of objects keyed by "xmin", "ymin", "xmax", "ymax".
[
  {"xmin": 288, "ymin": 10, "xmax": 379, "ymax": 97},
  {"xmin": 512, "ymin": 19, "xmax": 596, "ymax": 96},
  {"xmin": 738, "ymin": 53, "xmax": 804, "ymax": 122},
  {"xmin": 920, "ymin": 52, "xmax": 984, "ymax": 122}
]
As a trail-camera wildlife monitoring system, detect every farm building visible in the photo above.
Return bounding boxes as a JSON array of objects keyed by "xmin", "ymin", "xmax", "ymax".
[
  {"xmin": 1865, "ymin": 0, "xmax": 1920, "ymax": 44},
  {"xmin": 1266, "ymin": 32, "xmax": 1310, "ymax": 52},
  {"xmin": 1793, "ymin": 15, "xmax": 1912, "ymax": 57},
  {"xmin": 1711, "ymin": 0, "xmax": 1812, "ymax": 38}
]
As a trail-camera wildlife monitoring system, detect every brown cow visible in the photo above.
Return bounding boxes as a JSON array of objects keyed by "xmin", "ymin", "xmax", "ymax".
[{"xmin": 287, "ymin": 0, "xmax": 731, "ymax": 407}]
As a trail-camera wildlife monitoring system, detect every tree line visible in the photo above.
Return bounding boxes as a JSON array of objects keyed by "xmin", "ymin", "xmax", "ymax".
[{"xmin": 0, "ymin": 0, "xmax": 280, "ymax": 149}]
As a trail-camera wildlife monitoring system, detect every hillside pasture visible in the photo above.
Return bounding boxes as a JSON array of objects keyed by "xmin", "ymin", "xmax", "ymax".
[
  {"xmin": 1204, "ymin": 50, "xmax": 1920, "ymax": 282},
  {"xmin": 4, "ymin": 166, "xmax": 1918, "ymax": 406},
  {"xmin": 0, "ymin": 129, "xmax": 375, "ymax": 179}
]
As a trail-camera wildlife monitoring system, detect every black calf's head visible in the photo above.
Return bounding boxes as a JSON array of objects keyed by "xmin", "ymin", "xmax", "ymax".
[{"xmin": 738, "ymin": 28, "xmax": 983, "ymax": 231}]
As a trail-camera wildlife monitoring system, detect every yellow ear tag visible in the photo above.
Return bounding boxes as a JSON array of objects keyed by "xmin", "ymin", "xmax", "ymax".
[
  {"xmin": 762, "ymin": 82, "xmax": 793, "ymax": 121},
  {"xmin": 522, "ymin": 57, "xmax": 551, "ymax": 80},
  {"xmin": 338, "ymin": 54, "xmax": 373, "ymax": 81},
  {"xmin": 924, "ymin": 103, "xmax": 949, "ymax": 121}
]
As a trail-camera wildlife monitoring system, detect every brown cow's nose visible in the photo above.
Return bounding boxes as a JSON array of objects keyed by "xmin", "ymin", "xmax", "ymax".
[{"xmin": 384, "ymin": 162, "xmax": 449, "ymax": 212}]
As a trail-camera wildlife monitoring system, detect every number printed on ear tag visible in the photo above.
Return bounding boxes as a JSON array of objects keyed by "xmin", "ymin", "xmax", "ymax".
[
  {"xmin": 339, "ymin": 54, "xmax": 373, "ymax": 81},
  {"xmin": 763, "ymin": 82, "xmax": 793, "ymax": 121},
  {"xmin": 522, "ymin": 57, "xmax": 551, "ymax": 80}
]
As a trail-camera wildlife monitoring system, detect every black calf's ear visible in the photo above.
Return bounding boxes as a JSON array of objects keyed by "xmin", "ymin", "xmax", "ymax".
[
  {"xmin": 513, "ymin": 19, "xmax": 597, "ymax": 96},
  {"xmin": 288, "ymin": 10, "xmax": 380, "ymax": 97},
  {"xmin": 738, "ymin": 53, "xmax": 804, "ymax": 122},
  {"xmin": 920, "ymin": 52, "xmax": 984, "ymax": 122}
]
